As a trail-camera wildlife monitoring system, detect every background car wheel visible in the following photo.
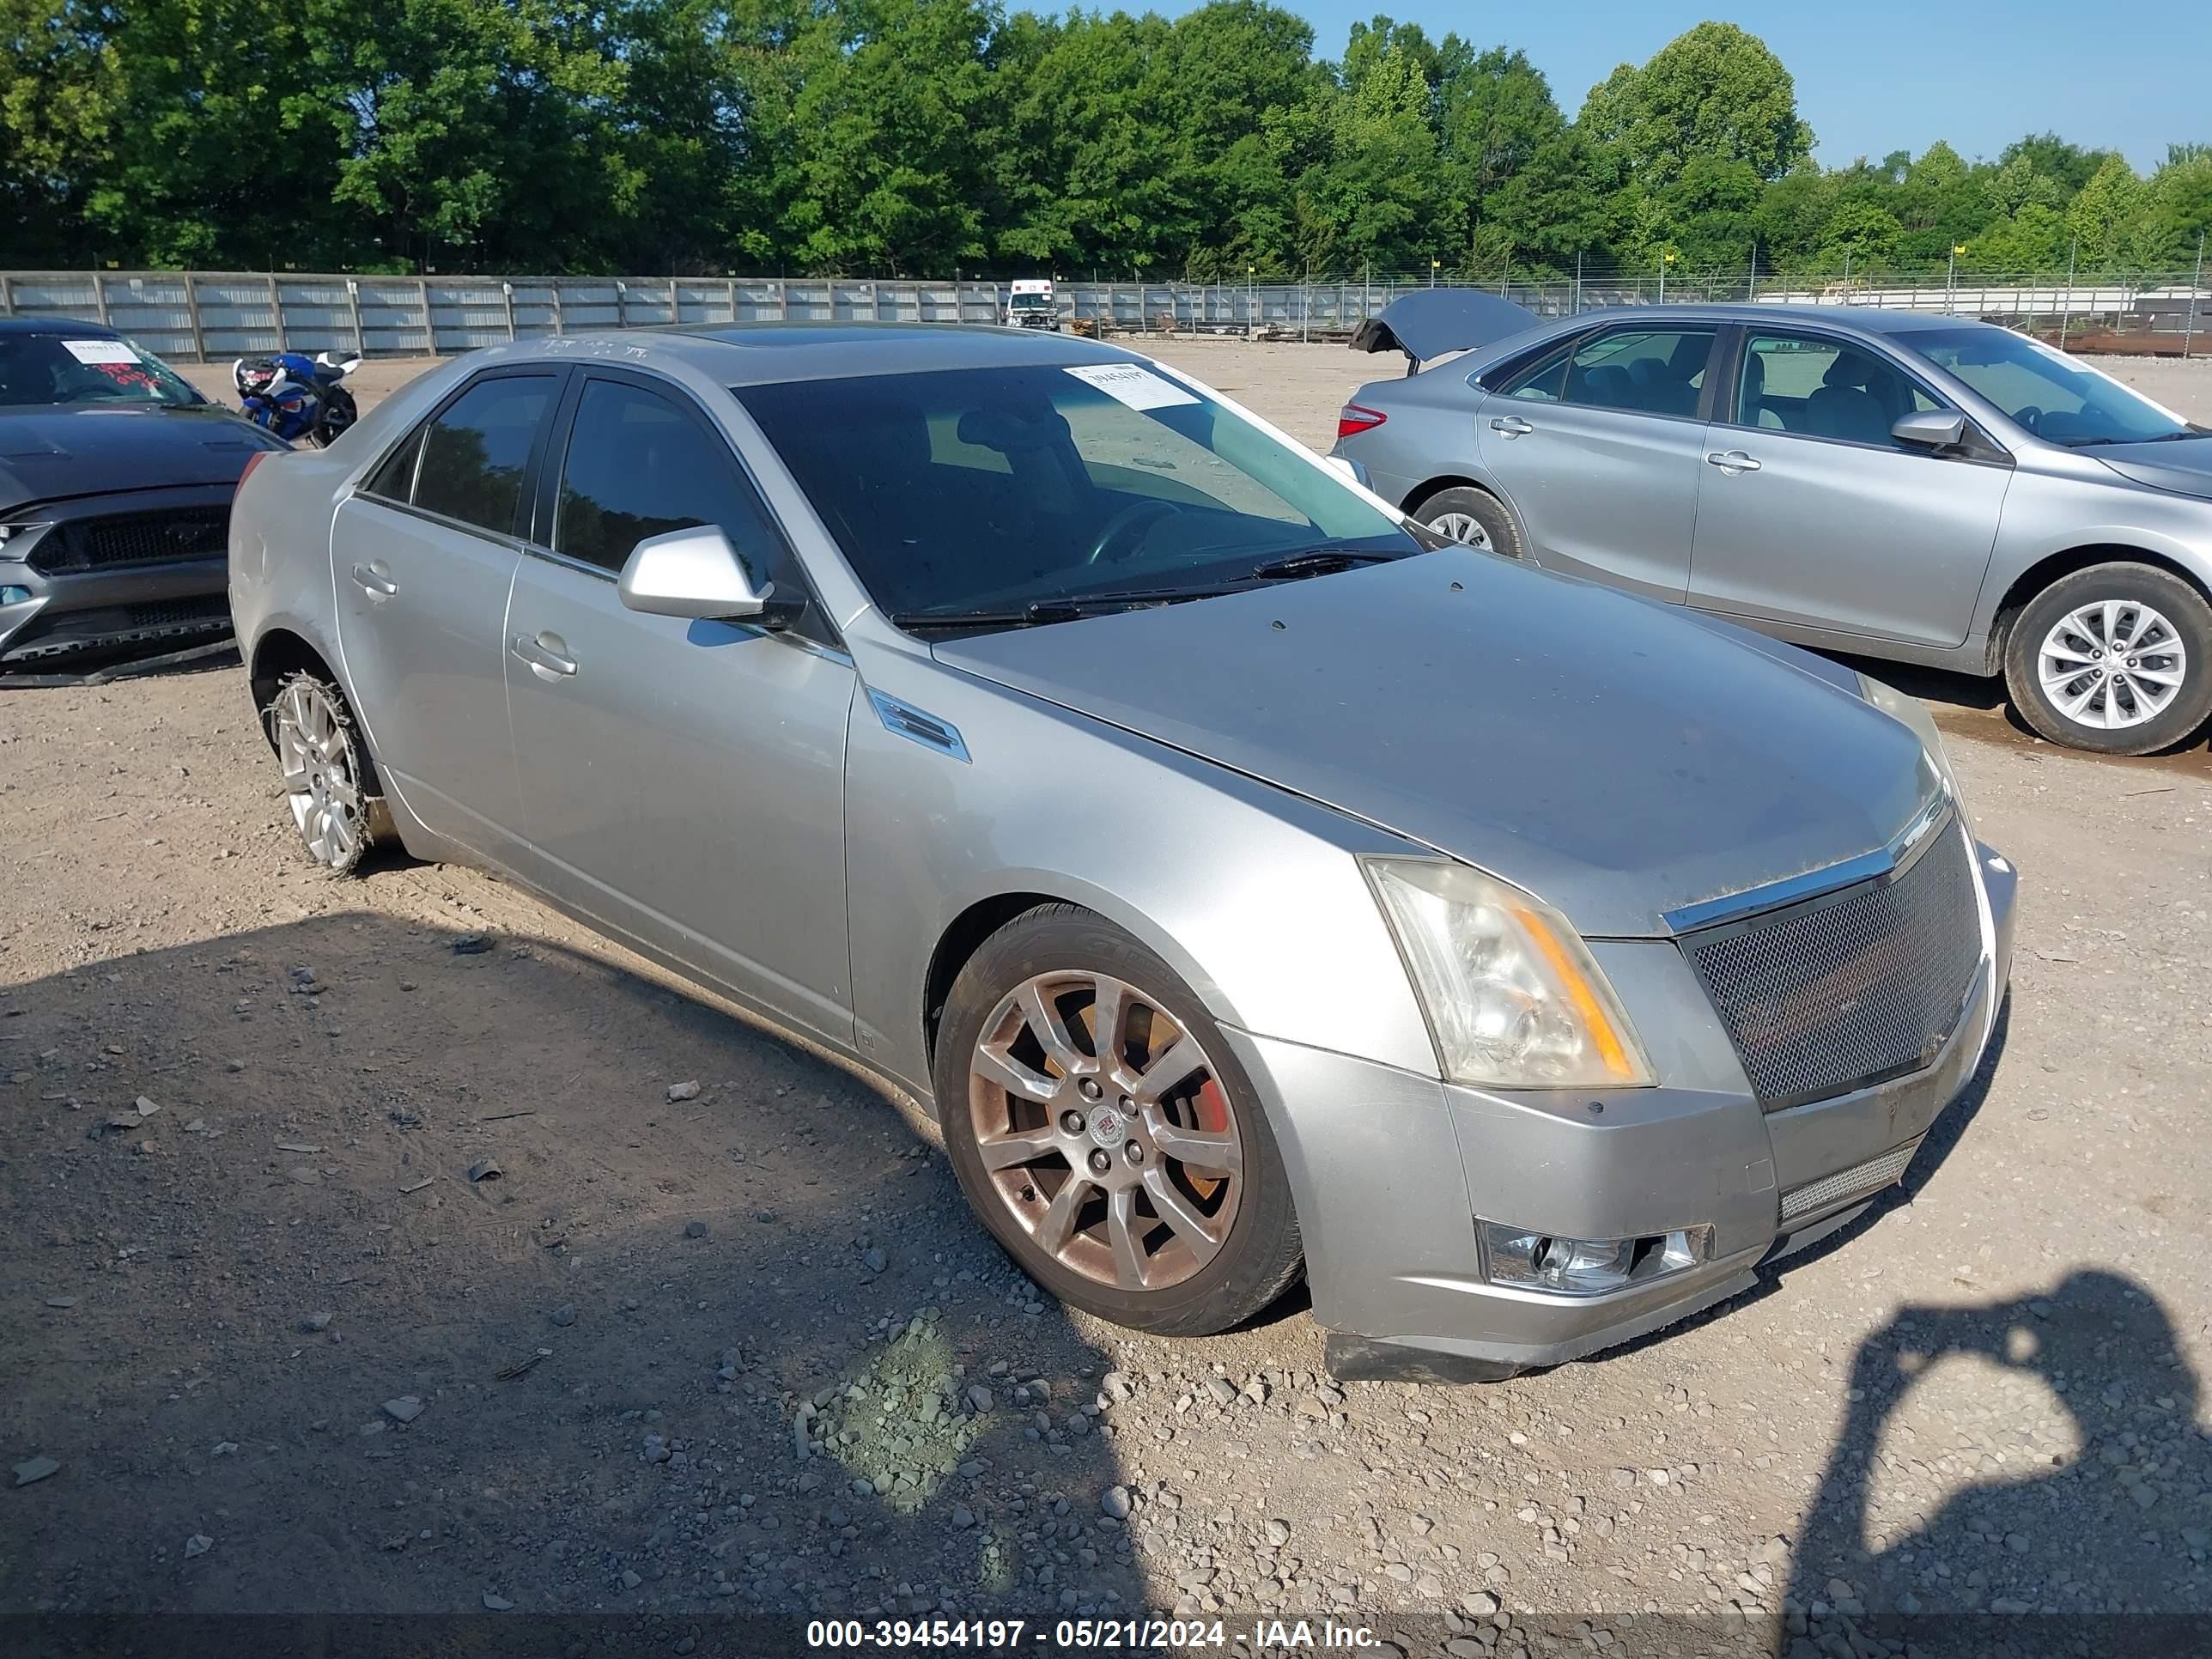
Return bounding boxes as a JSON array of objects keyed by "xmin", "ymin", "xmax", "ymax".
[
  {"xmin": 2003, "ymin": 563, "xmax": 2212, "ymax": 756},
  {"xmin": 264, "ymin": 670, "xmax": 378, "ymax": 874},
  {"xmin": 934, "ymin": 903, "xmax": 1303, "ymax": 1336},
  {"xmin": 1414, "ymin": 485, "xmax": 1522, "ymax": 557}
]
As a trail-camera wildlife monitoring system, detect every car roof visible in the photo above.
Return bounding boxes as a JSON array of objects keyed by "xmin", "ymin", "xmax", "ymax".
[
  {"xmin": 1558, "ymin": 303, "xmax": 1975, "ymax": 337},
  {"xmin": 0, "ymin": 316, "xmax": 123, "ymax": 337},
  {"xmin": 538, "ymin": 321, "xmax": 1145, "ymax": 386}
]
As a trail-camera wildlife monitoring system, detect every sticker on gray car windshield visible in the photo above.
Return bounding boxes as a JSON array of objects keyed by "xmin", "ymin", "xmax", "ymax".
[
  {"xmin": 62, "ymin": 339, "xmax": 142, "ymax": 366},
  {"xmin": 1064, "ymin": 362, "xmax": 1200, "ymax": 411}
]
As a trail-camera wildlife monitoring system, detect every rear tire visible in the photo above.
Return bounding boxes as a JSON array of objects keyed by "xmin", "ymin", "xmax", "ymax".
[
  {"xmin": 2002, "ymin": 562, "xmax": 2212, "ymax": 755},
  {"xmin": 933, "ymin": 904, "xmax": 1303, "ymax": 1336},
  {"xmin": 1413, "ymin": 485, "xmax": 1523, "ymax": 558},
  {"xmin": 262, "ymin": 670, "xmax": 379, "ymax": 875}
]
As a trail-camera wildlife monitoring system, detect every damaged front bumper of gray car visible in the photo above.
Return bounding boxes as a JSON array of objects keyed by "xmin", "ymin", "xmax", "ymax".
[{"xmin": 1234, "ymin": 807, "xmax": 2017, "ymax": 1383}]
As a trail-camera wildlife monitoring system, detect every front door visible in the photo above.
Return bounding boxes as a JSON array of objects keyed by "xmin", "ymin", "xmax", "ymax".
[
  {"xmin": 329, "ymin": 368, "xmax": 560, "ymax": 854},
  {"xmin": 1687, "ymin": 328, "xmax": 2014, "ymax": 647},
  {"xmin": 502, "ymin": 370, "xmax": 857, "ymax": 1045},
  {"xmin": 1476, "ymin": 324, "xmax": 1719, "ymax": 604}
]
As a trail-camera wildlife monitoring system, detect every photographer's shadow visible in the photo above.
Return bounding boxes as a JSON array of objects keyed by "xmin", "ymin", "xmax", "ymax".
[{"xmin": 1782, "ymin": 1269, "xmax": 2210, "ymax": 1656}]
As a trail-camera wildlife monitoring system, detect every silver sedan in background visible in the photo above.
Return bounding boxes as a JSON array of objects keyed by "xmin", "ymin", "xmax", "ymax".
[
  {"xmin": 230, "ymin": 324, "xmax": 2014, "ymax": 1380},
  {"xmin": 1333, "ymin": 296, "xmax": 2212, "ymax": 755}
]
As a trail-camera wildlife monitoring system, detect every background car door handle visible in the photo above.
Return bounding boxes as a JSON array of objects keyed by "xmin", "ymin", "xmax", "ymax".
[
  {"xmin": 349, "ymin": 562, "xmax": 396, "ymax": 599},
  {"xmin": 1706, "ymin": 450, "xmax": 1762, "ymax": 472},
  {"xmin": 1490, "ymin": 416, "xmax": 1534, "ymax": 437},
  {"xmin": 510, "ymin": 633, "xmax": 577, "ymax": 680}
]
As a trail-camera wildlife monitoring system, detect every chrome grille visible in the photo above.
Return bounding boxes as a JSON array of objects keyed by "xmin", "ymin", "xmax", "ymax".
[
  {"xmin": 29, "ymin": 508, "xmax": 230, "ymax": 574},
  {"xmin": 1682, "ymin": 820, "xmax": 1981, "ymax": 1109},
  {"xmin": 1781, "ymin": 1139, "xmax": 1921, "ymax": 1221}
]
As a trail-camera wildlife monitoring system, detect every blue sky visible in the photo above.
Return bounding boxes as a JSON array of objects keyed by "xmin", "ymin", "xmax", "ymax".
[{"xmin": 1219, "ymin": 3, "xmax": 2211, "ymax": 173}]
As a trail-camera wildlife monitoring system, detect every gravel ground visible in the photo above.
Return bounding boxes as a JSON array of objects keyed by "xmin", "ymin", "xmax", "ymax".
[{"xmin": 3, "ymin": 341, "xmax": 2208, "ymax": 1654}]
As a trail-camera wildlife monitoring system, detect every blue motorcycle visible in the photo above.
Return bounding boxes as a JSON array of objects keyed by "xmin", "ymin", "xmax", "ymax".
[{"xmin": 233, "ymin": 349, "xmax": 362, "ymax": 446}]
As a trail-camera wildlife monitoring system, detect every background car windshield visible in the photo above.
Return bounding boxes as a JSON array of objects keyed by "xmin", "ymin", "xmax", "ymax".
[
  {"xmin": 0, "ymin": 331, "xmax": 202, "ymax": 408},
  {"xmin": 1913, "ymin": 327, "xmax": 2190, "ymax": 446},
  {"xmin": 734, "ymin": 363, "xmax": 1414, "ymax": 617}
]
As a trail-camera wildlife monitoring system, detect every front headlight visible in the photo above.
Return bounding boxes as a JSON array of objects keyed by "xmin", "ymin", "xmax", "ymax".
[
  {"xmin": 1362, "ymin": 858, "xmax": 1654, "ymax": 1090},
  {"xmin": 1857, "ymin": 672, "xmax": 1968, "ymax": 829}
]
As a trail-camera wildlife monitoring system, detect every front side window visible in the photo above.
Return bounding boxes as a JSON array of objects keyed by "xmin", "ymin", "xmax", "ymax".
[
  {"xmin": 412, "ymin": 374, "xmax": 555, "ymax": 534},
  {"xmin": 735, "ymin": 362, "xmax": 1415, "ymax": 623},
  {"xmin": 1737, "ymin": 333, "xmax": 1942, "ymax": 447},
  {"xmin": 1508, "ymin": 328, "xmax": 1714, "ymax": 418},
  {"xmin": 0, "ymin": 331, "xmax": 203, "ymax": 408},
  {"xmin": 1912, "ymin": 325, "xmax": 2194, "ymax": 447},
  {"xmin": 553, "ymin": 379, "xmax": 787, "ymax": 580}
]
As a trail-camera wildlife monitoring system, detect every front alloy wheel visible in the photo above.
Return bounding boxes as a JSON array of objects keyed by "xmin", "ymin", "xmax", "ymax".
[
  {"xmin": 969, "ymin": 969, "xmax": 1243, "ymax": 1294},
  {"xmin": 2005, "ymin": 562, "xmax": 2212, "ymax": 756},
  {"xmin": 935, "ymin": 904, "xmax": 1303, "ymax": 1335}
]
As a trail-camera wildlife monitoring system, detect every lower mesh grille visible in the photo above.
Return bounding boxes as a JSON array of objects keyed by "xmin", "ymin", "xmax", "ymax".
[
  {"xmin": 1683, "ymin": 819, "xmax": 1982, "ymax": 1109},
  {"xmin": 28, "ymin": 507, "xmax": 230, "ymax": 574},
  {"xmin": 1781, "ymin": 1140, "xmax": 1921, "ymax": 1222}
]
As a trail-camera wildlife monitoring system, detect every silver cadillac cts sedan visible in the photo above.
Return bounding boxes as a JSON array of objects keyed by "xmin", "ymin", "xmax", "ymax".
[{"xmin": 229, "ymin": 325, "xmax": 2018, "ymax": 1381}]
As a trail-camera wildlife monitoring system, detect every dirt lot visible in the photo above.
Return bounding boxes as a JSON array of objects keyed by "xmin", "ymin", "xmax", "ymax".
[{"xmin": 3, "ymin": 342, "xmax": 2209, "ymax": 1655}]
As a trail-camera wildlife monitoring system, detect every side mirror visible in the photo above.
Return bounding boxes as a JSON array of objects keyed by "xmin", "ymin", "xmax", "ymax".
[
  {"xmin": 1892, "ymin": 409, "xmax": 1967, "ymax": 451},
  {"xmin": 1322, "ymin": 454, "xmax": 1372, "ymax": 489},
  {"xmin": 617, "ymin": 526, "xmax": 797, "ymax": 629}
]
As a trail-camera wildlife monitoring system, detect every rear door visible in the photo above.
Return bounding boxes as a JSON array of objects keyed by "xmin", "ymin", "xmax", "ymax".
[
  {"xmin": 1686, "ymin": 327, "xmax": 2012, "ymax": 647},
  {"xmin": 1475, "ymin": 323, "xmax": 1719, "ymax": 604},
  {"xmin": 329, "ymin": 368, "xmax": 561, "ymax": 856},
  {"xmin": 502, "ymin": 369, "xmax": 856, "ymax": 1045}
]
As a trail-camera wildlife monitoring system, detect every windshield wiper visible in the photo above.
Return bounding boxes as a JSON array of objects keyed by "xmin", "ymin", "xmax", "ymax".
[
  {"xmin": 1249, "ymin": 546, "xmax": 1401, "ymax": 580},
  {"xmin": 892, "ymin": 587, "xmax": 1243, "ymax": 631},
  {"xmin": 2067, "ymin": 431, "xmax": 2200, "ymax": 447}
]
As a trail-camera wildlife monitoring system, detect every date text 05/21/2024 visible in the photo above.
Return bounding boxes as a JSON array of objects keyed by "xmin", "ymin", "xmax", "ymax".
[{"xmin": 805, "ymin": 1618, "xmax": 1387, "ymax": 1650}]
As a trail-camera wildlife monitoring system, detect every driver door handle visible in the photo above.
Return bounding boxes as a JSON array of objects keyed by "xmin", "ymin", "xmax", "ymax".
[
  {"xmin": 1706, "ymin": 449, "xmax": 1762, "ymax": 472},
  {"xmin": 350, "ymin": 562, "xmax": 397, "ymax": 599},
  {"xmin": 1490, "ymin": 415, "xmax": 1534, "ymax": 438},
  {"xmin": 510, "ymin": 632, "xmax": 577, "ymax": 680}
]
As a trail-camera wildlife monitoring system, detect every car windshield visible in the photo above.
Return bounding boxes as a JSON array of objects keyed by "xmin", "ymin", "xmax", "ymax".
[
  {"xmin": 1911, "ymin": 326, "xmax": 2193, "ymax": 447},
  {"xmin": 734, "ymin": 362, "xmax": 1418, "ymax": 623},
  {"xmin": 0, "ymin": 331, "xmax": 204, "ymax": 409}
]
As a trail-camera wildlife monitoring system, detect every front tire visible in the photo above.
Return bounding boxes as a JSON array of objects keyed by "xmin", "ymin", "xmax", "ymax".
[
  {"xmin": 1413, "ymin": 484, "xmax": 1523, "ymax": 557},
  {"xmin": 2003, "ymin": 563, "xmax": 2212, "ymax": 755},
  {"xmin": 264, "ymin": 670, "xmax": 378, "ymax": 874},
  {"xmin": 934, "ymin": 904, "xmax": 1303, "ymax": 1336}
]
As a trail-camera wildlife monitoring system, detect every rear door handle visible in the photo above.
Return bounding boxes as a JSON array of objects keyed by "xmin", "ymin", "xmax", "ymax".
[
  {"xmin": 1706, "ymin": 450, "xmax": 1762, "ymax": 472},
  {"xmin": 350, "ymin": 562, "xmax": 397, "ymax": 599},
  {"xmin": 1490, "ymin": 415, "xmax": 1534, "ymax": 438},
  {"xmin": 510, "ymin": 632, "xmax": 577, "ymax": 681}
]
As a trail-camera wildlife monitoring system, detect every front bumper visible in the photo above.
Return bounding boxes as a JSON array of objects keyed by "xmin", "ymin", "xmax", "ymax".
[
  {"xmin": 1225, "ymin": 839, "xmax": 2017, "ymax": 1382},
  {"xmin": 0, "ymin": 485, "xmax": 236, "ymax": 670}
]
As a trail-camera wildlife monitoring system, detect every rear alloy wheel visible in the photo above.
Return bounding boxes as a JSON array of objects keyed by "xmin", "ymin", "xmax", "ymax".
[
  {"xmin": 1416, "ymin": 485, "xmax": 1522, "ymax": 558},
  {"xmin": 2004, "ymin": 563, "xmax": 2212, "ymax": 755},
  {"xmin": 935, "ymin": 905, "xmax": 1302, "ymax": 1335},
  {"xmin": 267, "ymin": 671, "xmax": 375, "ymax": 873}
]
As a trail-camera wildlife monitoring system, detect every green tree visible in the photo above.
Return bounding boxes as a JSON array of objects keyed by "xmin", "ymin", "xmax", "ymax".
[
  {"xmin": 1579, "ymin": 22, "xmax": 1809, "ymax": 189},
  {"xmin": 2064, "ymin": 153, "xmax": 2144, "ymax": 270}
]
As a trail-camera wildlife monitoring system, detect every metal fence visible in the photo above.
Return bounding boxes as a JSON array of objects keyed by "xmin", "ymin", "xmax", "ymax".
[{"xmin": 2, "ymin": 267, "xmax": 2206, "ymax": 360}]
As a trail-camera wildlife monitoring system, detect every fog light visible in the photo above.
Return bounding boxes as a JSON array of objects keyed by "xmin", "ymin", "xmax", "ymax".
[
  {"xmin": 1480, "ymin": 1220, "xmax": 1712, "ymax": 1297},
  {"xmin": 0, "ymin": 585, "xmax": 30, "ymax": 605}
]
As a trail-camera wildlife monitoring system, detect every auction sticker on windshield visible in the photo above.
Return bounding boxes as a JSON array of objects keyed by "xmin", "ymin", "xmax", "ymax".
[
  {"xmin": 62, "ymin": 339, "xmax": 142, "ymax": 365},
  {"xmin": 1064, "ymin": 362, "xmax": 1199, "ymax": 411}
]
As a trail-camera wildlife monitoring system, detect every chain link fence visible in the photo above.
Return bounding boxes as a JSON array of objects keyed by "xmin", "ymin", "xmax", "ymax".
[{"xmin": 3, "ymin": 266, "xmax": 2206, "ymax": 361}]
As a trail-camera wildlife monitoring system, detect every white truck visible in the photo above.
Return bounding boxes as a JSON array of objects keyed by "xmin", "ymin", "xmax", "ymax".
[{"xmin": 1004, "ymin": 278, "xmax": 1059, "ymax": 331}]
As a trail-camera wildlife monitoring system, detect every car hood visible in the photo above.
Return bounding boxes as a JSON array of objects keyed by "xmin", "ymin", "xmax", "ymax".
[
  {"xmin": 2092, "ymin": 434, "xmax": 2212, "ymax": 500},
  {"xmin": 933, "ymin": 552, "xmax": 1936, "ymax": 938},
  {"xmin": 0, "ymin": 405, "xmax": 277, "ymax": 514}
]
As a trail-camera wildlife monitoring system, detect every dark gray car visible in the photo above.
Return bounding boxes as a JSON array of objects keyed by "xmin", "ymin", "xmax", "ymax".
[
  {"xmin": 0, "ymin": 318, "xmax": 285, "ymax": 672},
  {"xmin": 1333, "ymin": 297, "xmax": 2212, "ymax": 755}
]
